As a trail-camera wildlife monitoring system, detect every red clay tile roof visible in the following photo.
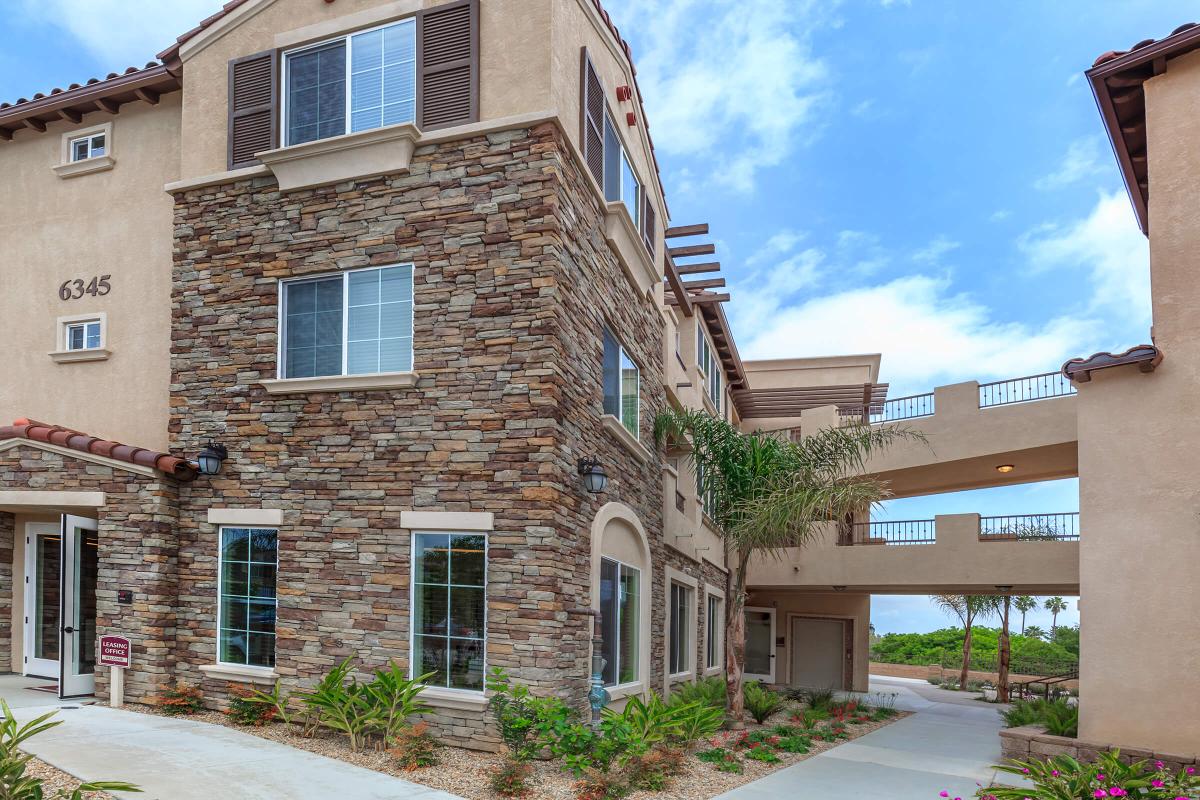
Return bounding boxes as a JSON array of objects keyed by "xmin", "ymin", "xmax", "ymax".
[
  {"xmin": 1087, "ymin": 22, "xmax": 1200, "ymax": 235},
  {"xmin": 0, "ymin": 419, "xmax": 199, "ymax": 481},
  {"xmin": 1061, "ymin": 344, "xmax": 1162, "ymax": 383}
]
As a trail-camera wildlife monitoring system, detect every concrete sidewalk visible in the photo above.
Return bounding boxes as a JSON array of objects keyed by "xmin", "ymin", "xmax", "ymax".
[
  {"xmin": 14, "ymin": 702, "xmax": 464, "ymax": 800},
  {"xmin": 715, "ymin": 675, "xmax": 1011, "ymax": 800}
]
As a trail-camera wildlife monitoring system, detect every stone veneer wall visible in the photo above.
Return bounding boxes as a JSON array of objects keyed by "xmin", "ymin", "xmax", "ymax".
[
  {"xmin": 0, "ymin": 446, "xmax": 179, "ymax": 699},
  {"xmin": 1000, "ymin": 725, "xmax": 1197, "ymax": 772},
  {"xmin": 0, "ymin": 512, "xmax": 11, "ymax": 669},
  {"xmin": 167, "ymin": 121, "xmax": 721, "ymax": 747}
]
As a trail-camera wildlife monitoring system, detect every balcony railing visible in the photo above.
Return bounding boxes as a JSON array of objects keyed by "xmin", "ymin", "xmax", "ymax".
[
  {"xmin": 842, "ymin": 512, "xmax": 1080, "ymax": 546},
  {"xmin": 979, "ymin": 512, "xmax": 1080, "ymax": 541},
  {"xmin": 845, "ymin": 519, "xmax": 936, "ymax": 546},
  {"xmin": 978, "ymin": 371, "xmax": 1076, "ymax": 408},
  {"xmin": 838, "ymin": 392, "xmax": 935, "ymax": 425}
]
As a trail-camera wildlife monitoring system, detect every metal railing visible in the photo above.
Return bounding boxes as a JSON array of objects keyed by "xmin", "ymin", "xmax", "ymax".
[
  {"xmin": 979, "ymin": 371, "xmax": 1076, "ymax": 408},
  {"xmin": 838, "ymin": 392, "xmax": 935, "ymax": 425},
  {"xmin": 846, "ymin": 519, "xmax": 936, "ymax": 546},
  {"xmin": 979, "ymin": 512, "xmax": 1080, "ymax": 541}
]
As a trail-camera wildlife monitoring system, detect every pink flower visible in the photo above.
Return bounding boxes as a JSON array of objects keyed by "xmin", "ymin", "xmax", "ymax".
[
  {"xmin": 1188, "ymin": 767, "xmax": 1196, "ymax": 775},
  {"xmin": 939, "ymin": 793, "xmax": 949, "ymax": 798},
  {"xmin": 1052, "ymin": 771, "xmax": 1060, "ymax": 777},
  {"xmin": 1093, "ymin": 791, "xmax": 1108, "ymax": 798},
  {"xmin": 1098, "ymin": 774, "xmax": 1106, "ymax": 780},
  {"xmin": 1153, "ymin": 780, "xmax": 1166, "ymax": 788},
  {"xmin": 1156, "ymin": 761, "xmax": 1165, "ymax": 769},
  {"xmin": 1109, "ymin": 789, "xmax": 1127, "ymax": 797}
]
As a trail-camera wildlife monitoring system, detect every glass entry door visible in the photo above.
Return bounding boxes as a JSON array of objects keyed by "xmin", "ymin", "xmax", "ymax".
[
  {"xmin": 744, "ymin": 607, "xmax": 776, "ymax": 683},
  {"xmin": 60, "ymin": 515, "xmax": 98, "ymax": 697},
  {"xmin": 23, "ymin": 523, "xmax": 62, "ymax": 679}
]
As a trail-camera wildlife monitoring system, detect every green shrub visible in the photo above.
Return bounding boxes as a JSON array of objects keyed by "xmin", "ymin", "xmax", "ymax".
[
  {"xmin": 572, "ymin": 769, "xmax": 630, "ymax": 800},
  {"xmin": 744, "ymin": 745, "xmax": 781, "ymax": 764},
  {"xmin": 0, "ymin": 700, "xmax": 141, "ymax": 799},
  {"xmin": 605, "ymin": 693, "xmax": 688, "ymax": 751},
  {"xmin": 490, "ymin": 757, "xmax": 533, "ymax": 798},
  {"xmin": 770, "ymin": 724, "xmax": 801, "ymax": 736},
  {"xmin": 227, "ymin": 686, "xmax": 276, "ymax": 726},
  {"xmin": 245, "ymin": 679, "xmax": 298, "ymax": 728},
  {"xmin": 975, "ymin": 750, "xmax": 1200, "ymax": 799},
  {"xmin": 742, "ymin": 682, "xmax": 785, "ymax": 724},
  {"xmin": 486, "ymin": 667, "xmax": 543, "ymax": 761},
  {"xmin": 293, "ymin": 658, "xmax": 433, "ymax": 752},
  {"xmin": 673, "ymin": 702, "xmax": 724, "ymax": 747},
  {"xmin": 365, "ymin": 661, "xmax": 434, "ymax": 742},
  {"xmin": 696, "ymin": 747, "xmax": 742, "ymax": 774},
  {"xmin": 158, "ymin": 683, "xmax": 204, "ymax": 716},
  {"xmin": 623, "ymin": 746, "xmax": 686, "ymax": 791},
  {"xmin": 670, "ymin": 677, "xmax": 727, "ymax": 710},
  {"xmin": 774, "ymin": 735, "xmax": 810, "ymax": 754},
  {"xmin": 1001, "ymin": 698, "xmax": 1077, "ymax": 737},
  {"xmin": 800, "ymin": 686, "xmax": 836, "ymax": 712},
  {"xmin": 790, "ymin": 707, "xmax": 828, "ymax": 729}
]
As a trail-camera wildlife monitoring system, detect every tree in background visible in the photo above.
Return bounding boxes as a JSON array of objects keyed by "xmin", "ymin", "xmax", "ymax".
[
  {"xmin": 997, "ymin": 595, "xmax": 1012, "ymax": 702},
  {"xmin": 1044, "ymin": 597, "xmax": 1068, "ymax": 631},
  {"xmin": 931, "ymin": 595, "xmax": 999, "ymax": 688},
  {"xmin": 654, "ymin": 409, "xmax": 916, "ymax": 726},
  {"xmin": 1024, "ymin": 625, "xmax": 1047, "ymax": 641},
  {"xmin": 1013, "ymin": 596, "xmax": 1038, "ymax": 634}
]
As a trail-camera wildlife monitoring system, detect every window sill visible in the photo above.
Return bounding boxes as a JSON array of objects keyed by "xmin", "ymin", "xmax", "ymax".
[
  {"xmin": 53, "ymin": 155, "xmax": 115, "ymax": 179},
  {"xmin": 604, "ymin": 202, "xmax": 657, "ymax": 296},
  {"xmin": 199, "ymin": 663, "xmax": 279, "ymax": 685},
  {"xmin": 258, "ymin": 122, "xmax": 420, "ymax": 192},
  {"xmin": 606, "ymin": 681, "xmax": 644, "ymax": 702},
  {"xmin": 669, "ymin": 671, "xmax": 695, "ymax": 685},
  {"xmin": 420, "ymin": 686, "xmax": 489, "ymax": 711},
  {"xmin": 259, "ymin": 371, "xmax": 419, "ymax": 395},
  {"xmin": 49, "ymin": 348, "xmax": 111, "ymax": 364},
  {"xmin": 601, "ymin": 414, "xmax": 650, "ymax": 463}
]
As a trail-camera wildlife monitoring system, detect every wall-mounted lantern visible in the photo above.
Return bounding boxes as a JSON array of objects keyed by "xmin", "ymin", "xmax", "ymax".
[
  {"xmin": 577, "ymin": 458, "xmax": 608, "ymax": 494},
  {"xmin": 197, "ymin": 441, "xmax": 229, "ymax": 476}
]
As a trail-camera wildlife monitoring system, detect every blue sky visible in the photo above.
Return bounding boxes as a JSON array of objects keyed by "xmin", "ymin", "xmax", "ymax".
[{"xmin": 5, "ymin": 0, "xmax": 1180, "ymax": 634}]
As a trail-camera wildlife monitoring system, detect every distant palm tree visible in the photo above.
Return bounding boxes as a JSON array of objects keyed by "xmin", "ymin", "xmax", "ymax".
[
  {"xmin": 1013, "ymin": 596, "xmax": 1038, "ymax": 634},
  {"xmin": 1044, "ymin": 597, "xmax": 1068, "ymax": 631},
  {"xmin": 1024, "ymin": 625, "xmax": 1047, "ymax": 640},
  {"xmin": 932, "ymin": 595, "xmax": 999, "ymax": 689},
  {"xmin": 997, "ymin": 595, "xmax": 1013, "ymax": 702}
]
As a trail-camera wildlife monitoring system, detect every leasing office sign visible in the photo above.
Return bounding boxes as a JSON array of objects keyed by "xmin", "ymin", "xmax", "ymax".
[{"xmin": 98, "ymin": 635, "xmax": 131, "ymax": 669}]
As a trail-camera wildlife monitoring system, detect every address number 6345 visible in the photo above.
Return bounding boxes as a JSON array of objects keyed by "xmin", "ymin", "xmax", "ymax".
[{"xmin": 59, "ymin": 275, "xmax": 112, "ymax": 300}]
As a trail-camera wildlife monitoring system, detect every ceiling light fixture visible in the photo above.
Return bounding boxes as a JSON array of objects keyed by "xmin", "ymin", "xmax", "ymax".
[{"xmin": 996, "ymin": 464, "xmax": 1015, "ymax": 474}]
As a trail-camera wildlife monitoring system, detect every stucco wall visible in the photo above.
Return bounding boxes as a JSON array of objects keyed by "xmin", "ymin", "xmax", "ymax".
[
  {"xmin": 0, "ymin": 96, "xmax": 180, "ymax": 450},
  {"xmin": 745, "ymin": 589, "xmax": 870, "ymax": 693}
]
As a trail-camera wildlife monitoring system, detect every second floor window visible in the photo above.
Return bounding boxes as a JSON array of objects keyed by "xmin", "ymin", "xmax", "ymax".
[
  {"xmin": 65, "ymin": 320, "xmax": 101, "ymax": 351},
  {"xmin": 69, "ymin": 132, "xmax": 105, "ymax": 162},
  {"xmin": 280, "ymin": 264, "xmax": 413, "ymax": 379},
  {"xmin": 602, "ymin": 329, "xmax": 640, "ymax": 439},
  {"xmin": 696, "ymin": 323, "xmax": 723, "ymax": 411},
  {"xmin": 284, "ymin": 18, "xmax": 416, "ymax": 147},
  {"xmin": 603, "ymin": 115, "xmax": 641, "ymax": 227}
]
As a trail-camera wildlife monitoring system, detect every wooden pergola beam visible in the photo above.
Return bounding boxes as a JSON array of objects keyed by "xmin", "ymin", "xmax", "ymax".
[
  {"xmin": 663, "ymin": 256, "xmax": 693, "ymax": 316},
  {"xmin": 686, "ymin": 292, "xmax": 730, "ymax": 304},
  {"xmin": 683, "ymin": 278, "xmax": 725, "ymax": 290},
  {"xmin": 677, "ymin": 261, "xmax": 721, "ymax": 275},
  {"xmin": 665, "ymin": 223, "xmax": 709, "ymax": 238},
  {"xmin": 667, "ymin": 243, "xmax": 716, "ymax": 259}
]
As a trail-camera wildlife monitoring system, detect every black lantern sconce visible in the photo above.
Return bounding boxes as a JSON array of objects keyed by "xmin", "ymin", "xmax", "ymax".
[
  {"xmin": 577, "ymin": 458, "xmax": 608, "ymax": 494},
  {"xmin": 197, "ymin": 441, "xmax": 229, "ymax": 476}
]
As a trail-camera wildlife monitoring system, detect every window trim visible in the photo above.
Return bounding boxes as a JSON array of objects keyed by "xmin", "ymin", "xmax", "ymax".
[
  {"xmin": 704, "ymin": 587, "xmax": 725, "ymax": 675},
  {"xmin": 408, "ymin": 530, "xmax": 489, "ymax": 694},
  {"xmin": 50, "ymin": 312, "xmax": 109, "ymax": 364},
  {"xmin": 280, "ymin": 16, "xmax": 418, "ymax": 148},
  {"xmin": 602, "ymin": 328, "xmax": 641, "ymax": 440},
  {"xmin": 664, "ymin": 566, "xmax": 698, "ymax": 687},
  {"xmin": 68, "ymin": 132, "xmax": 106, "ymax": 162},
  {"xmin": 599, "ymin": 555, "xmax": 642, "ymax": 690},
  {"xmin": 216, "ymin": 525, "xmax": 280, "ymax": 671},
  {"xmin": 668, "ymin": 581, "xmax": 693, "ymax": 677},
  {"xmin": 54, "ymin": 122, "xmax": 114, "ymax": 179},
  {"xmin": 275, "ymin": 263, "xmax": 415, "ymax": 382}
]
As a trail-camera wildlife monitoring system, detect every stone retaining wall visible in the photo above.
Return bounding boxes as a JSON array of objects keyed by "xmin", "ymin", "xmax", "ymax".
[{"xmin": 1000, "ymin": 725, "xmax": 1197, "ymax": 771}]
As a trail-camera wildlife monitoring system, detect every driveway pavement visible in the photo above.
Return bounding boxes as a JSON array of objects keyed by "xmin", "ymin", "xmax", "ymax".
[
  {"xmin": 716, "ymin": 675, "xmax": 1010, "ymax": 800},
  {"xmin": 9, "ymin": 698, "xmax": 464, "ymax": 800}
]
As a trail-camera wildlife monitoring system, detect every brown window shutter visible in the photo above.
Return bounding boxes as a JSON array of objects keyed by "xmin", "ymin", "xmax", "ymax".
[
  {"xmin": 642, "ymin": 193, "xmax": 656, "ymax": 255},
  {"xmin": 227, "ymin": 50, "xmax": 277, "ymax": 170},
  {"xmin": 580, "ymin": 48, "xmax": 605, "ymax": 187},
  {"xmin": 417, "ymin": 0, "xmax": 479, "ymax": 131}
]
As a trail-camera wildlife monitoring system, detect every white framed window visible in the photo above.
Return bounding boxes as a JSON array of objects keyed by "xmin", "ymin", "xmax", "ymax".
[
  {"xmin": 69, "ymin": 132, "xmax": 106, "ymax": 162},
  {"xmin": 697, "ymin": 461, "xmax": 718, "ymax": 521},
  {"xmin": 217, "ymin": 527, "xmax": 278, "ymax": 669},
  {"xmin": 599, "ymin": 556, "xmax": 640, "ymax": 687},
  {"xmin": 669, "ymin": 581, "xmax": 693, "ymax": 676},
  {"xmin": 283, "ymin": 17, "xmax": 417, "ymax": 147},
  {"xmin": 65, "ymin": 320, "xmax": 102, "ymax": 351},
  {"xmin": 279, "ymin": 264, "xmax": 414, "ymax": 379},
  {"xmin": 603, "ymin": 114, "xmax": 641, "ymax": 226},
  {"xmin": 602, "ymin": 328, "xmax": 640, "ymax": 439},
  {"xmin": 696, "ymin": 322, "xmax": 722, "ymax": 412},
  {"xmin": 411, "ymin": 532, "xmax": 487, "ymax": 691},
  {"xmin": 706, "ymin": 593, "xmax": 723, "ymax": 670}
]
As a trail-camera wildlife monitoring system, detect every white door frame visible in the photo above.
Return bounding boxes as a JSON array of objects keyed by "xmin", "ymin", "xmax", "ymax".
[
  {"xmin": 743, "ymin": 606, "xmax": 776, "ymax": 683},
  {"xmin": 60, "ymin": 515, "xmax": 98, "ymax": 698},
  {"xmin": 22, "ymin": 522, "xmax": 61, "ymax": 679}
]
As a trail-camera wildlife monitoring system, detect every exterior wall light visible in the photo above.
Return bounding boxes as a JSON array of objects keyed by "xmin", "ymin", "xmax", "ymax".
[
  {"xmin": 197, "ymin": 442, "xmax": 229, "ymax": 476},
  {"xmin": 996, "ymin": 464, "xmax": 1015, "ymax": 474},
  {"xmin": 577, "ymin": 458, "xmax": 608, "ymax": 494}
]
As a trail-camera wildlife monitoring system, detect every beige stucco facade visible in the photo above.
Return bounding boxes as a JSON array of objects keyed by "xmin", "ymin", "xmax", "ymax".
[
  {"xmin": 1071, "ymin": 48, "xmax": 1200, "ymax": 754},
  {"xmin": 0, "ymin": 96, "xmax": 180, "ymax": 451}
]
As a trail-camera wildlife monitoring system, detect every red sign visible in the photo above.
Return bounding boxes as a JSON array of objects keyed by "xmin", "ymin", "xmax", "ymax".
[{"xmin": 98, "ymin": 635, "xmax": 131, "ymax": 669}]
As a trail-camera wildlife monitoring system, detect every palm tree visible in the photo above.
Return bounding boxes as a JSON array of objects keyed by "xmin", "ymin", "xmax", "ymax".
[
  {"xmin": 997, "ymin": 595, "xmax": 1012, "ymax": 702},
  {"xmin": 1023, "ymin": 625, "xmax": 1047, "ymax": 640},
  {"xmin": 654, "ymin": 409, "xmax": 916, "ymax": 726},
  {"xmin": 1044, "ymin": 597, "xmax": 1068, "ymax": 631},
  {"xmin": 1013, "ymin": 596, "xmax": 1037, "ymax": 635},
  {"xmin": 932, "ymin": 595, "xmax": 999, "ymax": 689}
]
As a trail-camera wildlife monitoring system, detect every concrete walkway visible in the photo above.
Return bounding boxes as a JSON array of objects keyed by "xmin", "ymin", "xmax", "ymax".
[
  {"xmin": 716, "ymin": 675, "xmax": 1010, "ymax": 800},
  {"xmin": 9, "ymin": 696, "xmax": 464, "ymax": 800}
]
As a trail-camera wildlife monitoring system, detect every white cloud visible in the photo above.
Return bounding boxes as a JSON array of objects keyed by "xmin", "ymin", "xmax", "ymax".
[
  {"xmin": 1034, "ymin": 136, "xmax": 1106, "ymax": 191},
  {"xmin": 738, "ymin": 274, "xmax": 1098, "ymax": 392},
  {"xmin": 18, "ymin": 0, "xmax": 217, "ymax": 66},
  {"xmin": 990, "ymin": 209, "xmax": 1012, "ymax": 222},
  {"xmin": 605, "ymin": 0, "xmax": 834, "ymax": 192},
  {"xmin": 912, "ymin": 235, "xmax": 960, "ymax": 265},
  {"xmin": 1019, "ymin": 189, "xmax": 1150, "ymax": 325}
]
